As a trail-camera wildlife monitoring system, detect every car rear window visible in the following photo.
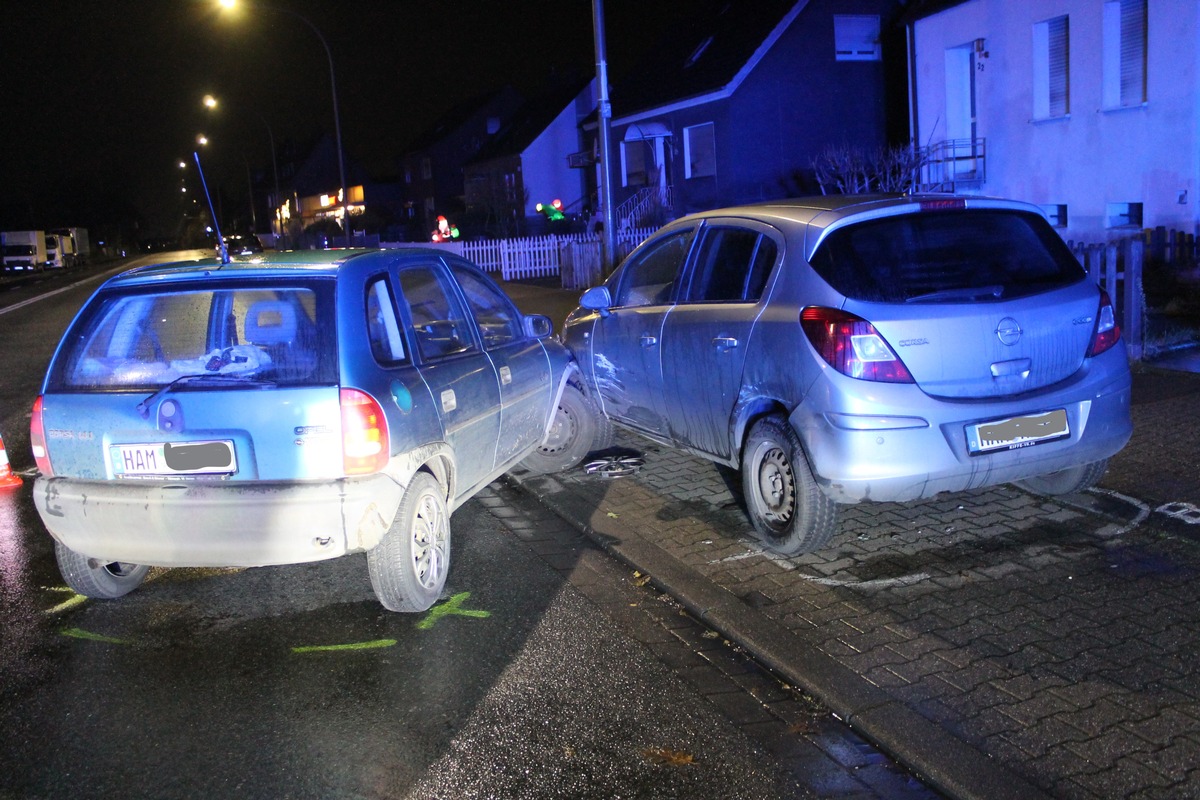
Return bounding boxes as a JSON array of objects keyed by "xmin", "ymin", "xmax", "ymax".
[
  {"xmin": 809, "ymin": 210, "xmax": 1086, "ymax": 303},
  {"xmin": 47, "ymin": 281, "xmax": 337, "ymax": 391}
]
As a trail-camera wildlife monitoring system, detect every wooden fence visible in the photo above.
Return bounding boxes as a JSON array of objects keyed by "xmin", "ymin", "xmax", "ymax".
[{"xmin": 1068, "ymin": 226, "xmax": 1200, "ymax": 361}]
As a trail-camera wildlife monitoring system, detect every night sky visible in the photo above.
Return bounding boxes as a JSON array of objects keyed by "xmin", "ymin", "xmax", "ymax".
[{"xmin": 0, "ymin": 1, "xmax": 692, "ymax": 241}]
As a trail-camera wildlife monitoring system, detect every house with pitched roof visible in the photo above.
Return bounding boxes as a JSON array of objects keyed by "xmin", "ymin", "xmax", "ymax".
[
  {"xmin": 594, "ymin": 0, "xmax": 906, "ymax": 227},
  {"xmin": 398, "ymin": 86, "xmax": 524, "ymax": 239},
  {"xmin": 462, "ymin": 76, "xmax": 598, "ymax": 237}
]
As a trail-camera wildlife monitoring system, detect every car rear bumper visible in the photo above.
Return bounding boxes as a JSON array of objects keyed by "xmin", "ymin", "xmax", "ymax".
[
  {"xmin": 33, "ymin": 474, "xmax": 406, "ymax": 567},
  {"xmin": 794, "ymin": 361, "xmax": 1133, "ymax": 504}
]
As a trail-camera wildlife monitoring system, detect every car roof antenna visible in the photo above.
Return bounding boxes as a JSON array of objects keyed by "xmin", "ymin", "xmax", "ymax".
[{"xmin": 194, "ymin": 150, "xmax": 229, "ymax": 265}]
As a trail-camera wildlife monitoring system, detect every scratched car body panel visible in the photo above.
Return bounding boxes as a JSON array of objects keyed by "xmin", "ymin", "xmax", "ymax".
[
  {"xmin": 562, "ymin": 195, "xmax": 1133, "ymax": 555},
  {"xmin": 31, "ymin": 248, "xmax": 575, "ymax": 611}
]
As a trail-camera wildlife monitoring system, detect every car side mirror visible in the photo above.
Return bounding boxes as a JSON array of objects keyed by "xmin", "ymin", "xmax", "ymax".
[
  {"xmin": 523, "ymin": 314, "xmax": 554, "ymax": 339},
  {"xmin": 580, "ymin": 285, "xmax": 613, "ymax": 317}
]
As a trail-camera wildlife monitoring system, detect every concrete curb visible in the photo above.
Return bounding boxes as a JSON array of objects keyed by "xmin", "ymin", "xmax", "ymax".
[{"xmin": 508, "ymin": 471, "xmax": 1054, "ymax": 800}]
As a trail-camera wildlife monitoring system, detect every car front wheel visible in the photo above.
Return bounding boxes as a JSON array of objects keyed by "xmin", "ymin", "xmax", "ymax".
[
  {"xmin": 741, "ymin": 415, "xmax": 838, "ymax": 556},
  {"xmin": 367, "ymin": 471, "xmax": 451, "ymax": 612},
  {"xmin": 54, "ymin": 541, "xmax": 149, "ymax": 599},
  {"xmin": 519, "ymin": 381, "xmax": 612, "ymax": 474},
  {"xmin": 1017, "ymin": 458, "xmax": 1109, "ymax": 495}
]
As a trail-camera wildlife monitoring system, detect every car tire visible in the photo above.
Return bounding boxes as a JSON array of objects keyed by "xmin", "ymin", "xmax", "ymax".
[
  {"xmin": 741, "ymin": 415, "xmax": 838, "ymax": 556},
  {"xmin": 1017, "ymin": 458, "xmax": 1109, "ymax": 495},
  {"xmin": 367, "ymin": 471, "xmax": 451, "ymax": 612},
  {"xmin": 520, "ymin": 381, "xmax": 611, "ymax": 474},
  {"xmin": 54, "ymin": 541, "xmax": 149, "ymax": 599}
]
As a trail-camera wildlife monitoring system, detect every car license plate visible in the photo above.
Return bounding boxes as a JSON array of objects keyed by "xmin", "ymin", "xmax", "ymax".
[
  {"xmin": 966, "ymin": 409, "xmax": 1069, "ymax": 455},
  {"xmin": 110, "ymin": 440, "xmax": 237, "ymax": 477}
]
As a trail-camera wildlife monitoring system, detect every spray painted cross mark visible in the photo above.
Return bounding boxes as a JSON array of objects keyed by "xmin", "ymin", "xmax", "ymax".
[{"xmin": 418, "ymin": 591, "xmax": 490, "ymax": 630}]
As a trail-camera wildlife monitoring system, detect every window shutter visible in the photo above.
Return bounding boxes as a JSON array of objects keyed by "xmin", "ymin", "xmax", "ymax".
[
  {"xmin": 1119, "ymin": 0, "xmax": 1147, "ymax": 106},
  {"xmin": 1048, "ymin": 17, "xmax": 1069, "ymax": 116}
]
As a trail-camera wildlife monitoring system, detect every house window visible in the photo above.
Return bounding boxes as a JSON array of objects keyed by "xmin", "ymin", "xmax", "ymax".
[
  {"xmin": 420, "ymin": 157, "xmax": 432, "ymax": 180},
  {"xmin": 621, "ymin": 140, "xmax": 649, "ymax": 187},
  {"xmin": 834, "ymin": 15, "xmax": 880, "ymax": 61},
  {"xmin": 1040, "ymin": 204, "xmax": 1068, "ymax": 228},
  {"xmin": 1103, "ymin": 0, "xmax": 1147, "ymax": 108},
  {"xmin": 1106, "ymin": 201, "xmax": 1143, "ymax": 229},
  {"xmin": 1033, "ymin": 16, "xmax": 1069, "ymax": 119},
  {"xmin": 684, "ymin": 123, "xmax": 716, "ymax": 179},
  {"xmin": 404, "ymin": 166, "xmax": 412, "ymax": 184}
]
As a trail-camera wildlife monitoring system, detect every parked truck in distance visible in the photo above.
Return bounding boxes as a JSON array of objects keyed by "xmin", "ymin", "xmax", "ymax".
[
  {"xmin": 45, "ymin": 232, "xmax": 72, "ymax": 268},
  {"xmin": 50, "ymin": 227, "xmax": 89, "ymax": 266},
  {"xmin": 2, "ymin": 230, "xmax": 47, "ymax": 271}
]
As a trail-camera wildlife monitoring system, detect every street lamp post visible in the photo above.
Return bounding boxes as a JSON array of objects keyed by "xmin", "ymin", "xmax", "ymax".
[
  {"xmin": 203, "ymin": 94, "xmax": 283, "ymax": 241},
  {"xmin": 217, "ymin": 0, "xmax": 348, "ymax": 237}
]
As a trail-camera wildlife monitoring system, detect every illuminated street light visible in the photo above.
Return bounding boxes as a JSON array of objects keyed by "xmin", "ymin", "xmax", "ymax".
[
  {"xmin": 197, "ymin": 134, "xmax": 209, "ymax": 146},
  {"xmin": 217, "ymin": 0, "xmax": 348, "ymax": 234}
]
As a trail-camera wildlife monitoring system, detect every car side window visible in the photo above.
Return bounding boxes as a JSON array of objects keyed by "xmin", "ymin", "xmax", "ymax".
[
  {"xmin": 614, "ymin": 230, "xmax": 695, "ymax": 308},
  {"xmin": 684, "ymin": 227, "xmax": 779, "ymax": 303},
  {"xmin": 449, "ymin": 264, "xmax": 523, "ymax": 349},
  {"xmin": 365, "ymin": 276, "xmax": 407, "ymax": 364},
  {"xmin": 397, "ymin": 264, "xmax": 477, "ymax": 361}
]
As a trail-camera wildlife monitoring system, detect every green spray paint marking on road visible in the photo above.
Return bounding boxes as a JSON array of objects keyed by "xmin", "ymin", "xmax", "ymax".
[
  {"xmin": 292, "ymin": 639, "xmax": 397, "ymax": 654},
  {"xmin": 43, "ymin": 586, "xmax": 87, "ymax": 615},
  {"xmin": 418, "ymin": 591, "xmax": 490, "ymax": 630},
  {"xmin": 61, "ymin": 627, "xmax": 129, "ymax": 645}
]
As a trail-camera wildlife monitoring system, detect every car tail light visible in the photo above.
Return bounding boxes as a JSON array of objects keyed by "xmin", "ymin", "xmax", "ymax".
[
  {"xmin": 30, "ymin": 395, "xmax": 52, "ymax": 477},
  {"xmin": 1087, "ymin": 289, "xmax": 1121, "ymax": 357},
  {"xmin": 340, "ymin": 389, "xmax": 389, "ymax": 475},
  {"xmin": 800, "ymin": 307, "xmax": 914, "ymax": 383}
]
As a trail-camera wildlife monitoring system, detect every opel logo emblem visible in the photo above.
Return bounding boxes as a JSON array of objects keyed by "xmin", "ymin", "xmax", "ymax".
[{"xmin": 996, "ymin": 317, "xmax": 1022, "ymax": 346}]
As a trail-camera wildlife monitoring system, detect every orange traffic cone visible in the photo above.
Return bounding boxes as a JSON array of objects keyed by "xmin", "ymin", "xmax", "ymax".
[{"xmin": 0, "ymin": 434, "xmax": 23, "ymax": 489}]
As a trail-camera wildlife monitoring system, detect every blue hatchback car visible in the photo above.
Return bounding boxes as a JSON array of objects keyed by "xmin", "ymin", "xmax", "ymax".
[{"xmin": 31, "ymin": 248, "xmax": 596, "ymax": 611}]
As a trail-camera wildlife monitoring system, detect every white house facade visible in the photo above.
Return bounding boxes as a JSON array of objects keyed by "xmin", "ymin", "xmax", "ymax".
[{"xmin": 909, "ymin": 0, "xmax": 1199, "ymax": 242}]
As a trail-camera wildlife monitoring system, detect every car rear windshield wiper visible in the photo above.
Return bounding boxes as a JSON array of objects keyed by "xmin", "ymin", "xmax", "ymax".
[
  {"xmin": 905, "ymin": 285, "xmax": 1005, "ymax": 304},
  {"xmin": 136, "ymin": 374, "xmax": 276, "ymax": 419}
]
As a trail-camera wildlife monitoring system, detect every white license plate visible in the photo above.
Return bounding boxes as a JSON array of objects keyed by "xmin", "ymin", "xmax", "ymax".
[
  {"xmin": 966, "ymin": 409, "xmax": 1069, "ymax": 455},
  {"xmin": 110, "ymin": 440, "xmax": 237, "ymax": 477}
]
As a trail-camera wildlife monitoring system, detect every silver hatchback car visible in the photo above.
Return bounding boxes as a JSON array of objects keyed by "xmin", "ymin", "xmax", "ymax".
[{"xmin": 561, "ymin": 195, "xmax": 1133, "ymax": 555}]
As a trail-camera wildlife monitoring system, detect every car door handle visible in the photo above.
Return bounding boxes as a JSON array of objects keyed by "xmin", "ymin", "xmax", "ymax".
[
  {"xmin": 640, "ymin": 334, "xmax": 658, "ymax": 348},
  {"xmin": 712, "ymin": 337, "xmax": 738, "ymax": 350}
]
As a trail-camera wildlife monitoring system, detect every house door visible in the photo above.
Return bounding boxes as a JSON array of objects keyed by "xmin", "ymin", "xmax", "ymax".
[{"xmin": 944, "ymin": 44, "xmax": 980, "ymax": 181}]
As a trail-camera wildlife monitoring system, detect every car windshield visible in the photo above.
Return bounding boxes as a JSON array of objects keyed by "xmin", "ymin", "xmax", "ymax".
[
  {"xmin": 48, "ymin": 281, "xmax": 337, "ymax": 391},
  {"xmin": 809, "ymin": 210, "xmax": 1085, "ymax": 303}
]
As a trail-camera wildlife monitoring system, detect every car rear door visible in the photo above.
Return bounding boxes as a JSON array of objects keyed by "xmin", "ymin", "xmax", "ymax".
[
  {"xmin": 396, "ymin": 262, "xmax": 502, "ymax": 498},
  {"xmin": 660, "ymin": 221, "xmax": 780, "ymax": 461},
  {"xmin": 587, "ymin": 228, "xmax": 696, "ymax": 438}
]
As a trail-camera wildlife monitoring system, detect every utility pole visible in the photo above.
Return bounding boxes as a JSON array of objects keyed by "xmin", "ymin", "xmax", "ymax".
[{"xmin": 593, "ymin": 0, "xmax": 617, "ymax": 273}]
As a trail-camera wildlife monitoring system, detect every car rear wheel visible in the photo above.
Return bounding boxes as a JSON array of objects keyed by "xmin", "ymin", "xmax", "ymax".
[
  {"xmin": 1017, "ymin": 458, "xmax": 1109, "ymax": 495},
  {"xmin": 741, "ymin": 416, "xmax": 838, "ymax": 556},
  {"xmin": 367, "ymin": 471, "xmax": 451, "ymax": 612},
  {"xmin": 519, "ymin": 381, "xmax": 612, "ymax": 474},
  {"xmin": 54, "ymin": 541, "xmax": 149, "ymax": 599}
]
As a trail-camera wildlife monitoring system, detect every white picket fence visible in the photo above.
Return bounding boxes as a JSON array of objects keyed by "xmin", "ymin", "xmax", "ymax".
[{"xmin": 454, "ymin": 229, "xmax": 656, "ymax": 281}]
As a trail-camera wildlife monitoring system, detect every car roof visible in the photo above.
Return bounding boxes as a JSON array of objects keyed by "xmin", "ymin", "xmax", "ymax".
[
  {"xmin": 656, "ymin": 193, "xmax": 1047, "ymax": 260},
  {"xmin": 102, "ymin": 247, "xmax": 462, "ymax": 287}
]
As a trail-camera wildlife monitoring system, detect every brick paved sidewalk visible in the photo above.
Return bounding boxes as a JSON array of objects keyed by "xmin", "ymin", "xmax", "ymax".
[{"xmin": 509, "ymin": 424, "xmax": 1200, "ymax": 800}]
